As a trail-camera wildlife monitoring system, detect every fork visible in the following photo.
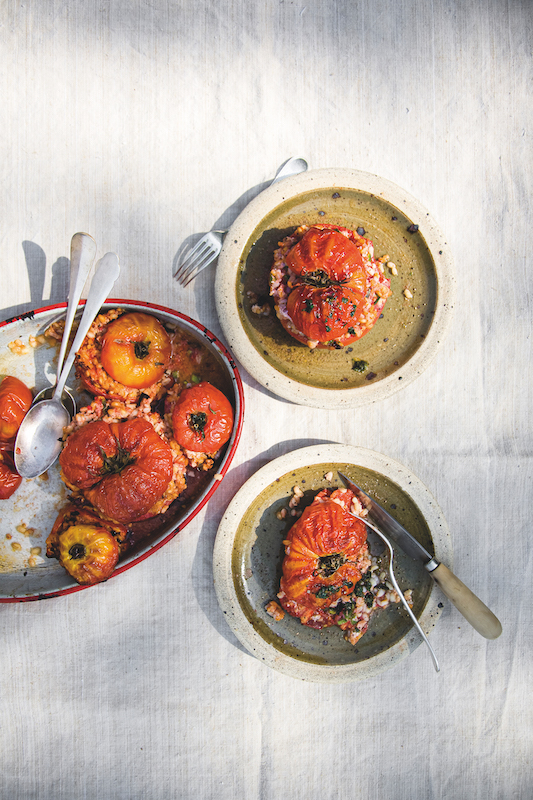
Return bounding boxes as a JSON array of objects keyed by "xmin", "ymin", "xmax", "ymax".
[
  {"xmin": 174, "ymin": 156, "xmax": 308, "ymax": 287},
  {"xmin": 353, "ymin": 513, "xmax": 440, "ymax": 672},
  {"xmin": 174, "ymin": 230, "xmax": 227, "ymax": 287}
]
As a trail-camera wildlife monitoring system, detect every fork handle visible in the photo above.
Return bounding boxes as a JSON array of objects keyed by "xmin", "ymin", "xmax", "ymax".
[{"xmin": 428, "ymin": 562, "xmax": 502, "ymax": 639}]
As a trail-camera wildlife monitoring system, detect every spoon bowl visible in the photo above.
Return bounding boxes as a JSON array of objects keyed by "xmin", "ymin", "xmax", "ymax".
[
  {"xmin": 31, "ymin": 385, "xmax": 77, "ymax": 418},
  {"xmin": 14, "ymin": 398, "xmax": 71, "ymax": 476},
  {"xmin": 272, "ymin": 156, "xmax": 308, "ymax": 182}
]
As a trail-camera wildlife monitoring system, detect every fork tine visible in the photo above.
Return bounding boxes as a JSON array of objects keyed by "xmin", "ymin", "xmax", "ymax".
[
  {"xmin": 174, "ymin": 254, "xmax": 207, "ymax": 285},
  {"xmin": 174, "ymin": 240, "xmax": 210, "ymax": 278},
  {"xmin": 174, "ymin": 230, "xmax": 227, "ymax": 286},
  {"xmin": 179, "ymin": 250, "xmax": 217, "ymax": 286},
  {"xmin": 175, "ymin": 244, "xmax": 217, "ymax": 284},
  {"xmin": 184, "ymin": 236, "xmax": 211, "ymax": 261}
]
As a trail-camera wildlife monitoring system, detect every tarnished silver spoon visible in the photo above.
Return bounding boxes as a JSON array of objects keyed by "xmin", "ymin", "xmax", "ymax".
[
  {"xmin": 30, "ymin": 232, "xmax": 97, "ymax": 415},
  {"xmin": 15, "ymin": 252, "xmax": 120, "ymax": 478}
]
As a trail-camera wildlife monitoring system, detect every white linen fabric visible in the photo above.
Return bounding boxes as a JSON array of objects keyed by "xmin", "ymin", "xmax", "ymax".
[{"xmin": 1, "ymin": 1, "xmax": 531, "ymax": 798}]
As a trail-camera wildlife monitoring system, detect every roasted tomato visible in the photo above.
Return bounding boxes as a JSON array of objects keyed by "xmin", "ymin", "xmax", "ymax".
[
  {"xmin": 47, "ymin": 503, "xmax": 129, "ymax": 560},
  {"xmin": 286, "ymin": 283, "xmax": 366, "ymax": 342},
  {"xmin": 0, "ymin": 448, "xmax": 22, "ymax": 499},
  {"xmin": 100, "ymin": 312, "xmax": 171, "ymax": 389},
  {"xmin": 0, "ymin": 375, "xmax": 32, "ymax": 443},
  {"xmin": 286, "ymin": 225, "xmax": 367, "ymax": 286},
  {"xmin": 57, "ymin": 523, "xmax": 119, "ymax": 585},
  {"xmin": 271, "ymin": 224, "xmax": 391, "ymax": 349},
  {"xmin": 168, "ymin": 331, "xmax": 205, "ymax": 387},
  {"xmin": 75, "ymin": 309, "xmax": 172, "ymax": 402},
  {"xmin": 284, "ymin": 227, "xmax": 368, "ymax": 345},
  {"xmin": 278, "ymin": 489, "xmax": 368, "ymax": 628},
  {"xmin": 171, "ymin": 381, "xmax": 233, "ymax": 453},
  {"xmin": 59, "ymin": 418, "xmax": 174, "ymax": 523}
]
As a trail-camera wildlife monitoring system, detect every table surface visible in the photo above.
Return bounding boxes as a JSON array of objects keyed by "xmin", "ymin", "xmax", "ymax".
[{"xmin": 1, "ymin": 1, "xmax": 531, "ymax": 798}]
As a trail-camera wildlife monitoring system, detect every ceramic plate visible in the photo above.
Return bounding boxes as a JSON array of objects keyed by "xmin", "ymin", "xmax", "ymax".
[
  {"xmin": 213, "ymin": 444, "xmax": 451, "ymax": 682},
  {"xmin": 0, "ymin": 300, "xmax": 244, "ymax": 601},
  {"xmin": 215, "ymin": 168, "xmax": 455, "ymax": 408}
]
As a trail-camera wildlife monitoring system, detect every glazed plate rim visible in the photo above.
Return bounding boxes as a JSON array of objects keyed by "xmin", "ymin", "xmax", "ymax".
[{"xmin": 215, "ymin": 167, "xmax": 455, "ymax": 409}]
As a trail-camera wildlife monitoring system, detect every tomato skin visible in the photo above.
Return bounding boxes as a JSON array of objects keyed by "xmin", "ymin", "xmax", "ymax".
[
  {"xmin": 57, "ymin": 523, "xmax": 119, "ymax": 585},
  {"xmin": 172, "ymin": 382, "xmax": 233, "ymax": 453},
  {"xmin": 275, "ymin": 225, "xmax": 391, "ymax": 348},
  {"xmin": 100, "ymin": 312, "xmax": 171, "ymax": 389},
  {"xmin": 0, "ymin": 376, "xmax": 32, "ymax": 443},
  {"xmin": 283, "ymin": 227, "xmax": 370, "ymax": 345},
  {"xmin": 59, "ymin": 418, "xmax": 174, "ymax": 523},
  {"xmin": 286, "ymin": 226, "xmax": 366, "ymax": 285},
  {"xmin": 286, "ymin": 284, "xmax": 365, "ymax": 342},
  {"xmin": 0, "ymin": 449, "xmax": 22, "ymax": 499},
  {"xmin": 279, "ymin": 489, "xmax": 367, "ymax": 629},
  {"xmin": 46, "ymin": 503, "xmax": 128, "ymax": 574},
  {"xmin": 48, "ymin": 503, "xmax": 128, "ymax": 549}
]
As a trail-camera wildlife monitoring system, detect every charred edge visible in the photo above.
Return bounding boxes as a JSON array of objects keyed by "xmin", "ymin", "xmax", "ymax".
[{"xmin": 3, "ymin": 309, "xmax": 36, "ymax": 324}]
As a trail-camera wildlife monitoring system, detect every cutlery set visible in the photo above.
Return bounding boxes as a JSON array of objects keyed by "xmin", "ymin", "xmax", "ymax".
[
  {"xmin": 338, "ymin": 472, "xmax": 502, "ymax": 670},
  {"xmin": 173, "ymin": 156, "xmax": 308, "ymax": 286}
]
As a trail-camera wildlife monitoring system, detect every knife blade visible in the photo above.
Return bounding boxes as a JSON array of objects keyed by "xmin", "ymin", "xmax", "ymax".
[{"xmin": 338, "ymin": 473, "xmax": 502, "ymax": 640}]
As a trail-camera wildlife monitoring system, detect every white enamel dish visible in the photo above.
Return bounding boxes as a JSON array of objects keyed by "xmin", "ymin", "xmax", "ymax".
[{"xmin": 0, "ymin": 300, "xmax": 244, "ymax": 601}]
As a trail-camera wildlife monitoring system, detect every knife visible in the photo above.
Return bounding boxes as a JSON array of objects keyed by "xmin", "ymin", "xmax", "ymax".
[{"xmin": 338, "ymin": 473, "xmax": 502, "ymax": 640}]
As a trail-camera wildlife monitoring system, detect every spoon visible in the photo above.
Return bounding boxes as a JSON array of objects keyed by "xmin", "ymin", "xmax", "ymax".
[
  {"xmin": 270, "ymin": 156, "xmax": 308, "ymax": 184},
  {"xmin": 55, "ymin": 232, "xmax": 97, "ymax": 388},
  {"xmin": 15, "ymin": 252, "xmax": 121, "ymax": 478},
  {"xmin": 31, "ymin": 232, "xmax": 96, "ymax": 413}
]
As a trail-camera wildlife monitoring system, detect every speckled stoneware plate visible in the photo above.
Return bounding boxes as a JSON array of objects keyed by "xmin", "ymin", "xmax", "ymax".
[
  {"xmin": 213, "ymin": 444, "xmax": 451, "ymax": 682},
  {"xmin": 215, "ymin": 168, "xmax": 455, "ymax": 409},
  {"xmin": 0, "ymin": 301, "xmax": 244, "ymax": 602}
]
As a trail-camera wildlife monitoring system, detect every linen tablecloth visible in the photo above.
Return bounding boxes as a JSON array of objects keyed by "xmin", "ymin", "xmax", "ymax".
[{"xmin": 1, "ymin": 1, "xmax": 531, "ymax": 798}]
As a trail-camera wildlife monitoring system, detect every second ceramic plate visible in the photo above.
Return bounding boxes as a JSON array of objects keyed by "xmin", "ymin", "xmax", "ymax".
[
  {"xmin": 215, "ymin": 168, "xmax": 455, "ymax": 408},
  {"xmin": 213, "ymin": 444, "xmax": 452, "ymax": 682}
]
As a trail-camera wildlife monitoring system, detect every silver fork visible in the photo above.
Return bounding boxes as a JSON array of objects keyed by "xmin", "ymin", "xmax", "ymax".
[
  {"xmin": 353, "ymin": 513, "xmax": 440, "ymax": 672},
  {"xmin": 174, "ymin": 230, "xmax": 227, "ymax": 287},
  {"xmin": 174, "ymin": 156, "xmax": 308, "ymax": 287}
]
